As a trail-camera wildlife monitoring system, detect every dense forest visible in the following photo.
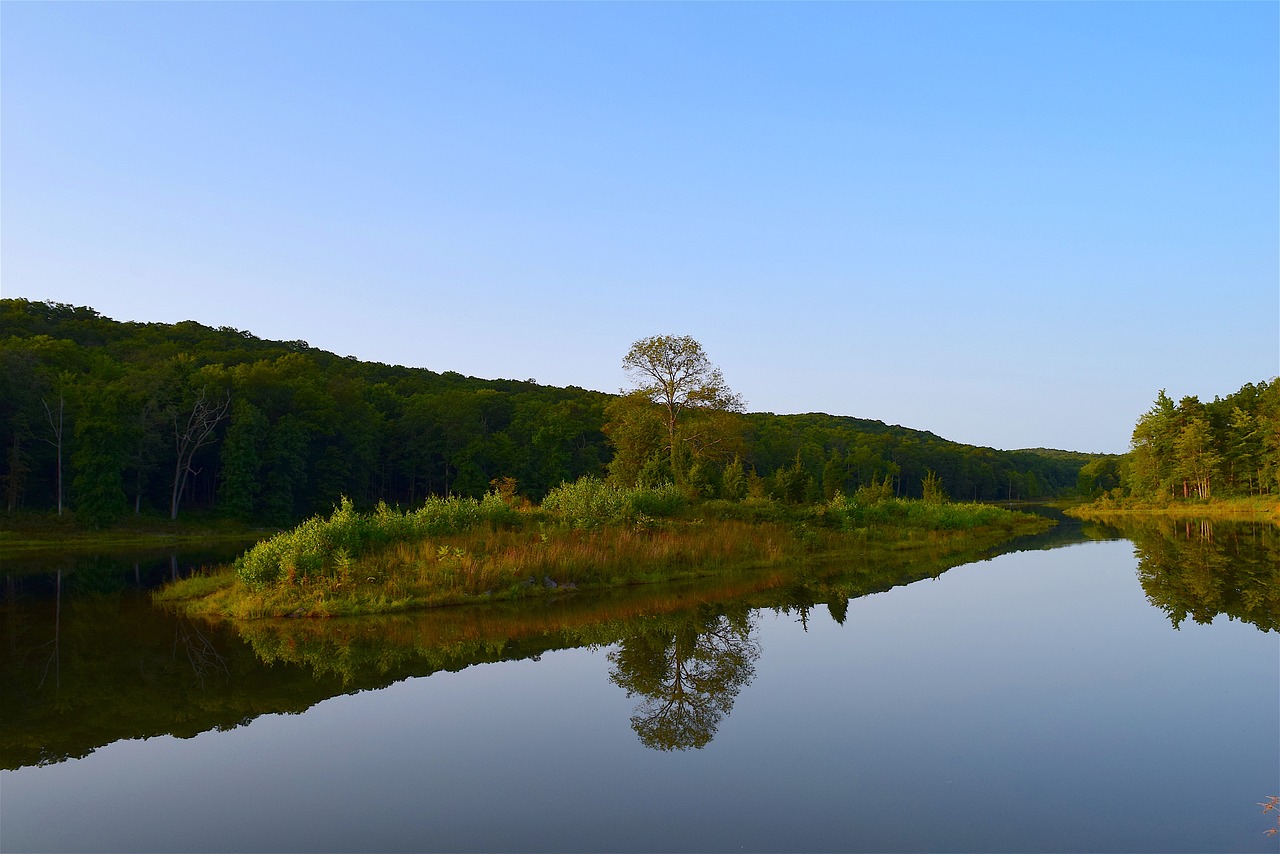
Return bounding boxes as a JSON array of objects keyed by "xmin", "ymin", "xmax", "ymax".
[
  {"xmin": 1083, "ymin": 380, "xmax": 1280, "ymax": 503},
  {"xmin": 1, "ymin": 299, "xmax": 1091, "ymax": 526}
]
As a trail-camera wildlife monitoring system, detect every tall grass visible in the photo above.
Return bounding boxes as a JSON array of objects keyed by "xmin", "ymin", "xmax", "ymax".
[
  {"xmin": 168, "ymin": 519, "xmax": 799, "ymax": 619},
  {"xmin": 820, "ymin": 492, "xmax": 1019, "ymax": 531},
  {"xmin": 1066, "ymin": 494, "xmax": 1280, "ymax": 523},
  {"xmin": 233, "ymin": 480, "xmax": 687, "ymax": 589},
  {"xmin": 159, "ymin": 484, "xmax": 1051, "ymax": 620},
  {"xmin": 234, "ymin": 494, "xmax": 518, "ymax": 587}
]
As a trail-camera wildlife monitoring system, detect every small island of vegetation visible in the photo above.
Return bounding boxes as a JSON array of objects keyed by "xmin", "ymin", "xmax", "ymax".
[
  {"xmin": 155, "ymin": 332, "xmax": 1052, "ymax": 618},
  {"xmin": 2, "ymin": 306, "xmax": 1073, "ymax": 618},
  {"xmin": 157, "ymin": 477, "xmax": 1051, "ymax": 619}
]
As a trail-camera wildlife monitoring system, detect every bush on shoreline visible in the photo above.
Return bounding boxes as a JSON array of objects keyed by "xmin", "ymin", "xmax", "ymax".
[
  {"xmin": 540, "ymin": 477, "xmax": 686, "ymax": 529},
  {"xmin": 234, "ymin": 494, "xmax": 519, "ymax": 587}
]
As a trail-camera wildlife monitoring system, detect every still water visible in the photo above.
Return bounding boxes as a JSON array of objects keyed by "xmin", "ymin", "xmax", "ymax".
[{"xmin": 1, "ymin": 517, "xmax": 1276, "ymax": 852}]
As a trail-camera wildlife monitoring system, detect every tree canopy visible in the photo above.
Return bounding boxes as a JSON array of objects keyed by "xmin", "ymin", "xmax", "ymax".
[
  {"xmin": 1119, "ymin": 380, "xmax": 1280, "ymax": 502},
  {"xmin": 1, "ymin": 299, "xmax": 1096, "ymax": 524},
  {"xmin": 619, "ymin": 335, "xmax": 743, "ymax": 486}
]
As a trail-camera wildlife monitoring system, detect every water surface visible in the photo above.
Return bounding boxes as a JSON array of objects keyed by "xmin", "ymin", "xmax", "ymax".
[{"xmin": 1, "ymin": 520, "xmax": 1275, "ymax": 852}]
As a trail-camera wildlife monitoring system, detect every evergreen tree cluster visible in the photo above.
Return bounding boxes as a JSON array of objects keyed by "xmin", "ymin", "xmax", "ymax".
[
  {"xmin": 1, "ymin": 299, "xmax": 1091, "ymax": 525},
  {"xmin": 1120, "ymin": 381, "xmax": 1280, "ymax": 502}
]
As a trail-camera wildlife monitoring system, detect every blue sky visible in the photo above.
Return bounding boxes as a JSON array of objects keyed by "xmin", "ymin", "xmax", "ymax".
[{"xmin": 3, "ymin": 2, "xmax": 1276, "ymax": 454}]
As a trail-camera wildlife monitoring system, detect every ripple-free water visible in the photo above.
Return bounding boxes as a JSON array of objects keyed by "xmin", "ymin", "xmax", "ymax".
[{"xmin": 2, "ymin": 528, "xmax": 1275, "ymax": 852}]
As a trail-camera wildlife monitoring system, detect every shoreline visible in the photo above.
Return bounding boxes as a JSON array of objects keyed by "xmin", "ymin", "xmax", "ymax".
[
  {"xmin": 157, "ymin": 506, "xmax": 1054, "ymax": 620},
  {"xmin": 1064, "ymin": 496, "xmax": 1279, "ymax": 524}
]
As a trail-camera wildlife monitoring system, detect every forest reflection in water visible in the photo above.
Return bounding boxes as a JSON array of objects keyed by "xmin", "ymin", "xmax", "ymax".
[
  {"xmin": 1, "ymin": 515, "xmax": 1275, "ymax": 773},
  {"xmin": 2, "ymin": 529, "xmax": 1019, "ymax": 769},
  {"xmin": 1124, "ymin": 517, "xmax": 1279, "ymax": 631},
  {"xmin": 2, "ymin": 517, "xmax": 1277, "ymax": 853}
]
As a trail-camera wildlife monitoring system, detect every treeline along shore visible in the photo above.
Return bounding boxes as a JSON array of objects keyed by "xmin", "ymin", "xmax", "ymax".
[
  {"xmin": 2, "ymin": 299, "xmax": 1091, "ymax": 530},
  {"xmin": 1069, "ymin": 379, "xmax": 1280, "ymax": 523}
]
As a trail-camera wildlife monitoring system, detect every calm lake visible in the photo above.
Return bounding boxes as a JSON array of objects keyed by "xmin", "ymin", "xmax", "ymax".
[{"xmin": 2, "ymin": 513, "xmax": 1277, "ymax": 853}]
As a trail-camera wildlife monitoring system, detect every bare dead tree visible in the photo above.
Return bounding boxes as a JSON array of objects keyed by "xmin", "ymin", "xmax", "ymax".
[
  {"xmin": 170, "ymin": 387, "xmax": 231, "ymax": 520},
  {"xmin": 41, "ymin": 395, "xmax": 64, "ymax": 516},
  {"xmin": 38, "ymin": 569, "xmax": 62, "ymax": 691},
  {"xmin": 173, "ymin": 616, "xmax": 228, "ymax": 689}
]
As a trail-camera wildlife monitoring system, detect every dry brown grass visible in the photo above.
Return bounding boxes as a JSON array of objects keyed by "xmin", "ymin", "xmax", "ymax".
[
  {"xmin": 160, "ymin": 504, "xmax": 1053, "ymax": 620},
  {"xmin": 167, "ymin": 519, "xmax": 805, "ymax": 619}
]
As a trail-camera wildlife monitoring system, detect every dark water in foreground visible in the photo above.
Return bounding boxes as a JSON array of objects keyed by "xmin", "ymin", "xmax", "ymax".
[{"xmin": 1, "ymin": 517, "xmax": 1276, "ymax": 852}]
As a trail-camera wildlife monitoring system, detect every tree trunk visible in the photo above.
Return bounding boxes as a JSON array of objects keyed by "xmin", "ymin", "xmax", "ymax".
[
  {"xmin": 170, "ymin": 388, "xmax": 231, "ymax": 520},
  {"xmin": 42, "ymin": 396, "xmax": 65, "ymax": 516},
  {"xmin": 668, "ymin": 418, "xmax": 679, "ymax": 485}
]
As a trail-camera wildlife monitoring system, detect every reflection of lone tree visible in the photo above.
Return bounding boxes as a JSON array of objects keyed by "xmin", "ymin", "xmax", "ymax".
[
  {"xmin": 173, "ymin": 617, "xmax": 229, "ymax": 689},
  {"xmin": 608, "ymin": 608, "xmax": 760, "ymax": 751}
]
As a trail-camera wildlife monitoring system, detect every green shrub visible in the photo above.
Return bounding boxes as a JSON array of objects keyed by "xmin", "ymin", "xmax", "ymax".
[
  {"xmin": 541, "ymin": 477, "xmax": 687, "ymax": 529},
  {"xmin": 629, "ymin": 483, "xmax": 686, "ymax": 518},
  {"xmin": 541, "ymin": 477, "xmax": 628, "ymax": 528},
  {"xmin": 854, "ymin": 475, "xmax": 896, "ymax": 505},
  {"xmin": 818, "ymin": 490, "xmax": 1017, "ymax": 533},
  {"xmin": 235, "ymin": 493, "xmax": 518, "ymax": 588}
]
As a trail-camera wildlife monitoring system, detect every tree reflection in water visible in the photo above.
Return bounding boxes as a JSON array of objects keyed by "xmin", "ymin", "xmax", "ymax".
[
  {"xmin": 607, "ymin": 606, "xmax": 760, "ymax": 751},
  {"xmin": 1130, "ymin": 519, "xmax": 1279, "ymax": 632}
]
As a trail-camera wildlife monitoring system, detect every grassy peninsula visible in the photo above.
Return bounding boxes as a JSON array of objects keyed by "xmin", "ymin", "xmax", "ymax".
[
  {"xmin": 157, "ymin": 477, "xmax": 1052, "ymax": 619},
  {"xmin": 1066, "ymin": 495, "xmax": 1280, "ymax": 524}
]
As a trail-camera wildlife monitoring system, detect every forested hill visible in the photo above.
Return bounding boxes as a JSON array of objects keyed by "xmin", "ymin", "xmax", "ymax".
[{"xmin": 2, "ymin": 299, "xmax": 1093, "ymax": 526}]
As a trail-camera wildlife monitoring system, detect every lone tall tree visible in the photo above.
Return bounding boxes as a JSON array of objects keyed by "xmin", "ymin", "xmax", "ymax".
[{"xmin": 622, "ymin": 335, "xmax": 743, "ymax": 483}]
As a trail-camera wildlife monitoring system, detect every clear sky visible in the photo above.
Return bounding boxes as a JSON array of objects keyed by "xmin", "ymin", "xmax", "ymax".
[{"xmin": 3, "ymin": 2, "xmax": 1276, "ymax": 454}]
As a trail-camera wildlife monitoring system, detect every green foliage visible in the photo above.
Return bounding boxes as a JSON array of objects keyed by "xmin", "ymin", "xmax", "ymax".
[
  {"xmin": 1, "ymin": 298, "xmax": 615, "ymax": 523},
  {"xmin": 1076, "ymin": 456, "xmax": 1122, "ymax": 498},
  {"xmin": 720, "ymin": 456, "xmax": 748, "ymax": 502},
  {"xmin": 822, "ymin": 490, "xmax": 1016, "ymax": 531},
  {"xmin": 541, "ymin": 476, "xmax": 686, "ymax": 529},
  {"xmin": 618, "ymin": 335, "xmax": 744, "ymax": 485},
  {"xmin": 854, "ymin": 474, "xmax": 895, "ymax": 504},
  {"xmin": 1120, "ymin": 380, "xmax": 1280, "ymax": 504},
  {"xmin": 770, "ymin": 454, "xmax": 810, "ymax": 504},
  {"xmin": 70, "ymin": 386, "xmax": 127, "ymax": 527},
  {"xmin": 1, "ymin": 298, "xmax": 1097, "ymax": 527},
  {"xmin": 821, "ymin": 452, "xmax": 847, "ymax": 501},
  {"xmin": 603, "ymin": 392, "xmax": 668, "ymax": 487},
  {"xmin": 921, "ymin": 469, "xmax": 946, "ymax": 505},
  {"xmin": 234, "ymin": 494, "xmax": 519, "ymax": 587},
  {"xmin": 636, "ymin": 453, "xmax": 674, "ymax": 489},
  {"xmin": 686, "ymin": 460, "xmax": 718, "ymax": 500},
  {"xmin": 218, "ymin": 398, "xmax": 268, "ymax": 518}
]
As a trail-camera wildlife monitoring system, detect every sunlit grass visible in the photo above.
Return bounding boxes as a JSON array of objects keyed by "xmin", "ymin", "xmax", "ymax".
[
  {"xmin": 163, "ymin": 519, "xmax": 802, "ymax": 618},
  {"xmin": 157, "ymin": 485, "xmax": 1052, "ymax": 619},
  {"xmin": 1067, "ymin": 494, "xmax": 1280, "ymax": 523}
]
